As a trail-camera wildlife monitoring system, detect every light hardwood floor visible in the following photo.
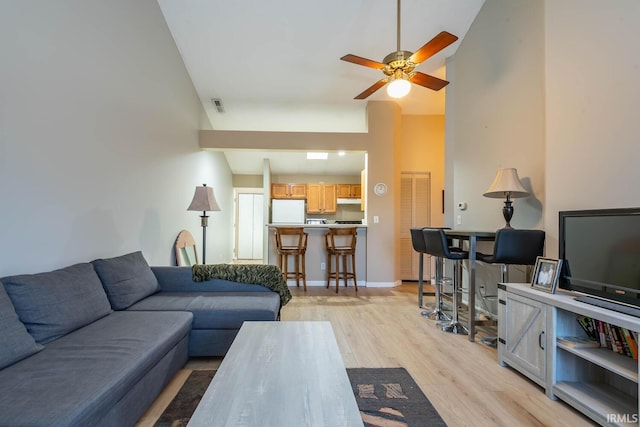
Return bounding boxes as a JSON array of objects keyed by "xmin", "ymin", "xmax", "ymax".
[{"xmin": 136, "ymin": 283, "xmax": 596, "ymax": 427}]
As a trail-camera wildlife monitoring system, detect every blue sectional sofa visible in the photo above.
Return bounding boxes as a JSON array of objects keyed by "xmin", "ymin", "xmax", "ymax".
[{"xmin": 0, "ymin": 251, "xmax": 282, "ymax": 427}]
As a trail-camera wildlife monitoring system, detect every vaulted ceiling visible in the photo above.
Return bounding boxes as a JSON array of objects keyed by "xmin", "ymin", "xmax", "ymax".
[{"xmin": 157, "ymin": 0, "xmax": 485, "ymax": 174}]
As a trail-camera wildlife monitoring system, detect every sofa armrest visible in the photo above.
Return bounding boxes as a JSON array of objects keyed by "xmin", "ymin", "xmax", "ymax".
[{"xmin": 151, "ymin": 266, "xmax": 272, "ymax": 293}]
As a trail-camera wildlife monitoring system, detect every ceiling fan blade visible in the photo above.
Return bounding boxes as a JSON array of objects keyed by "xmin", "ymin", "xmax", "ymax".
[
  {"xmin": 341, "ymin": 54, "xmax": 386, "ymax": 70},
  {"xmin": 407, "ymin": 31, "xmax": 459, "ymax": 65},
  {"xmin": 410, "ymin": 72, "xmax": 449, "ymax": 91},
  {"xmin": 354, "ymin": 79, "xmax": 388, "ymax": 99}
]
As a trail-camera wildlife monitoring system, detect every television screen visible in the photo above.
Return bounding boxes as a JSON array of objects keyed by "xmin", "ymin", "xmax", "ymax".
[{"xmin": 560, "ymin": 208, "xmax": 640, "ymax": 307}]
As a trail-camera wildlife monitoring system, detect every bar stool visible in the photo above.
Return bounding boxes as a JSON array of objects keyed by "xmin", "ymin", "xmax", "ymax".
[
  {"xmin": 410, "ymin": 228, "xmax": 451, "ymax": 323},
  {"xmin": 325, "ymin": 227, "xmax": 358, "ymax": 293},
  {"xmin": 476, "ymin": 229, "xmax": 545, "ymax": 345},
  {"xmin": 423, "ymin": 228, "xmax": 469, "ymax": 334},
  {"xmin": 410, "ymin": 227, "xmax": 433, "ymax": 309},
  {"xmin": 275, "ymin": 227, "xmax": 308, "ymax": 291}
]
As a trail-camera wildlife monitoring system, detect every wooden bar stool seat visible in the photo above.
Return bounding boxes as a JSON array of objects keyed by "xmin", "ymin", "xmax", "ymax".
[
  {"xmin": 325, "ymin": 227, "xmax": 358, "ymax": 293},
  {"xmin": 275, "ymin": 227, "xmax": 308, "ymax": 291}
]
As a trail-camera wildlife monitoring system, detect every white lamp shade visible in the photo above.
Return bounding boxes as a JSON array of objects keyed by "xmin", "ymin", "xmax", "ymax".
[
  {"xmin": 187, "ymin": 185, "xmax": 221, "ymax": 212},
  {"xmin": 387, "ymin": 78, "xmax": 411, "ymax": 98},
  {"xmin": 483, "ymin": 168, "xmax": 530, "ymax": 199}
]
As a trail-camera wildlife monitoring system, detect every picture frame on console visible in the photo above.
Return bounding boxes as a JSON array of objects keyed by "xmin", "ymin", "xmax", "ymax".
[{"xmin": 531, "ymin": 257, "xmax": 562, "ymax": 293}]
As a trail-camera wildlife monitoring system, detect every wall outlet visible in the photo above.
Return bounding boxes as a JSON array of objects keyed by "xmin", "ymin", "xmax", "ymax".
[
  {"xmin": 320, "ymin": 262, "xmax": 326, "ymax": 271},
  {"xmin": 456, "ymin": 215, "xmax": 462, "ymax": 225}
]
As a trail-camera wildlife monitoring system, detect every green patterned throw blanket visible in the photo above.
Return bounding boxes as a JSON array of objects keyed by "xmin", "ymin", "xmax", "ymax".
[{"xmin": 192, "ymin": 264, "xmax": 292, "ymax": 306}]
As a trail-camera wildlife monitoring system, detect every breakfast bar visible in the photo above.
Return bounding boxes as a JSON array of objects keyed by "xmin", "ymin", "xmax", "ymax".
[{"xmin": 267, "ymin": 224, "xmax": 367, "ymax": 287}]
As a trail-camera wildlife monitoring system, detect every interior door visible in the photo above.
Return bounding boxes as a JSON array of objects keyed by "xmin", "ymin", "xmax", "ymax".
[
  {"xmin": 236, "ymin": 192, "xmax": 264, "ymax": 260},
  {"xmin": 400, "ymin": 172, "xmax": 431, "ymax": 281}
]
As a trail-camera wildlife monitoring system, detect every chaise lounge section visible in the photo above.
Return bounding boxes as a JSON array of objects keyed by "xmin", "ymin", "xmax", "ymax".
[{"xmin": 0, "ymin": 251, "xmax": 286, "ymax": 427}]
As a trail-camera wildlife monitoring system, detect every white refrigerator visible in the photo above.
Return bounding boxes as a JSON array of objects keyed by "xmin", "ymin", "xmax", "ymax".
[{"xmin": 271, "ymin": 199, "xmax": 305, "ymax": 224}]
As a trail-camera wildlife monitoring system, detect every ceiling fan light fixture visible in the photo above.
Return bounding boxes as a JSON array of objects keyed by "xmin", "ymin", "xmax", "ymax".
[{"xmin": 387, "ymin": 77, "xmax": 411, "ymax": 98}]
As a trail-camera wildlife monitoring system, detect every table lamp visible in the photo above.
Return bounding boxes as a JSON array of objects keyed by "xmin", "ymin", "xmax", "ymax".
[
  {"xmin": 187, "ymin": 184, "xmax": 220, "ymax": 263},
  {"xmin": 483, "ymin": 168, "xmax": 529, "ymax": 229}
]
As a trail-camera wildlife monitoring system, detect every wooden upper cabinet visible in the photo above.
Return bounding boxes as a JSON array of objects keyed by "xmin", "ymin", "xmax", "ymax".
[
  {"xmin": 337, "ymin": 184, "xmax": 361, "ymax": 198},
  {"xmin": 271, "ymin": 183, "xmax": 307, "ymax": 199},
  {"xmin": 306, "ymin": 184, "xmax": 336, "ymax": 214},
  {"xmin": 323, "ymin": 184, "xmax": 337, "ymax": 213},
  {"xmin": 288, "ymin": 183, "xmax": 307, "ymax": 198}
]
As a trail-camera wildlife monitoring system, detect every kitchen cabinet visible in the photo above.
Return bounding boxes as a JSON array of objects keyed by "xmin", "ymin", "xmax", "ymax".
[
  {"xmin": 271, "ymin": 183, "xmax": 307, "ymax": 199},
  {"xmin": 307, "ymin": 184, "xmax": 336, "ymax": 214},
  {"xmin": 336, "ymin": 184, "xmax": 361, "ymax": 199}
]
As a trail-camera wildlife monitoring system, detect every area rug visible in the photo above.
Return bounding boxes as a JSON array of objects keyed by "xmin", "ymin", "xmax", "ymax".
[
  {"xmin": 154, "ymin": 370, "xmax": 216, "ymax": 427},
  {"xmin": 347, "ymin": 367, "xmax": 447, "ymax": 427},
  {"xmin": 154, "ymin": 367, "xmax": 446, "ymax": 427}
]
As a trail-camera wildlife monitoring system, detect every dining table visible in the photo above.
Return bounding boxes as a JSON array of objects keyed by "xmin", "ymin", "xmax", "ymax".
[{"xmin": 444, "ymin": 230, "xmax": 496, "ymax": 342}]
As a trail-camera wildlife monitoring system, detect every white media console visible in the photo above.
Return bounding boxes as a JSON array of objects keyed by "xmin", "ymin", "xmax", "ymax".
[{"xmin": 498, "ymin": 282, "xmax": 640, "ymax": 426}]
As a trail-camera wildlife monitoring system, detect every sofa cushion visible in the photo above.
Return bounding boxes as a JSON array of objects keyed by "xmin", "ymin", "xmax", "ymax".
[
  {"xmin": 92, "ymin": 251, "xmax": 159, "ymax": 310},
  {"xmin": 127, "ymin": 291, "xmax": 281, "ymax": 329},
  {"xmin": 0, "ymin": 282, "xmax": 44, "ymax": 369},
  {"xmin": 0, "ymin": 311, "xmax": 192, "ymax": 427},
  {"xmin": 2, "ymin": 263, "xmax": 112, "ymax": 344}
]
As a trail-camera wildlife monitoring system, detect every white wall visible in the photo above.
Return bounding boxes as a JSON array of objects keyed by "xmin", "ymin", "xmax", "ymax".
[
  {"xmin": 0, "ymin": 0, "xmax": 233, "ymax": 276},
  {"xmin": 544, "ymin": 0, "xmax": 640, "ymax": 257},
  {"xmin": 446, "ymin": 0, "xmax": 545, "ymax": 232}
]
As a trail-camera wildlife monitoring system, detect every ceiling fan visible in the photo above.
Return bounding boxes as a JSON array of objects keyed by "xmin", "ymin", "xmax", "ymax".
[{"xmin": 340, "ymin": 0, "xmax": 458, "ymax": 99}]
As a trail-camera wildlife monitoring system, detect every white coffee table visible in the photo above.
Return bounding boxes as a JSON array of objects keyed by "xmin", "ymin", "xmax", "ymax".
[{"xmin": 187, "ymin": 321, "xmax": 364, "ymax": 427}]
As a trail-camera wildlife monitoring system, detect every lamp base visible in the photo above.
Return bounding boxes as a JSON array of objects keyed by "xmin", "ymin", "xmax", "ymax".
[
  {"xmin": 502, "ymin": 199, "xmax": 514, "ymax": 229},
  {"xmin": 200, "ymin": 213, "xmax": 209, "ymax": 264}
]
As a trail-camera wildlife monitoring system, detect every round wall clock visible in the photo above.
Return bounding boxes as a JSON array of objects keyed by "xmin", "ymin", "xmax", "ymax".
[{"xmin": 373, "ymin": 182, "xmax": 387, "ymax": 196}]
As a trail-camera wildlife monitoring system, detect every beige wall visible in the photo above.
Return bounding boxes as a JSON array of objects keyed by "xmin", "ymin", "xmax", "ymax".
[
  {"xmin": 400, "ymin": 115, "xmax": 446, "ymax": 227},
  {"xmin": 0, "ymin": 0, "xmax": 234, "ymax": 275},
  {"xmin": 448, "ymin": 0, "xmax": 640, "ymax": 261},
  {"xmin": 446, "ymin": 0, "xmax": 546, "ymax": 232},
  {"xmin": 544, "ymin": 0, "xmax": 640, "ymax": 257},
  {"xmin": 233, "ymin": 175, "xmax": 263, "ymax": 188},
  {"xmin": 272, "ymin": 174, "xmax": 360, "ymax": 184}
]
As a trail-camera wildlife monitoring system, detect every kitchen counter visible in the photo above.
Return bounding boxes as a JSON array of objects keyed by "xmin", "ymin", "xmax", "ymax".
[{"xmin": 267, "ymin": 225, "xmax": 366, "ymax": 286}]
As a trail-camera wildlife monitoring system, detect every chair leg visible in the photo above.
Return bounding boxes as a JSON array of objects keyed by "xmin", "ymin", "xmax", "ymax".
[
  {"xmin": 481, "ymin": 264, "xmax": 507, "ymax": 347},
  {"xmin": 326, "ymin": 253, "xmax": 332, "ymax": 288},
  {"xmin": 442, "ymin": 260, "xmax": 468, "ymax": 335},
  {"xmin": 283, "ymin": 254, "xmax": 289, "ymax": 285},
  {"xmin": 351, "ymin": 253, "xmax": 357, "ymax": 291},
  {"xmin": 335, "ymin": 254, "xmax": 340, "ymax": 293},
  {"xmin": 301, "ymin": 252, "xmax": 307, "ymax": 291},
  {"xmin": 418, "ymin": 253, "xmax": 424, "ymax": 308},
  {"xmin": 425, "ymin": 257, "xmax": 451, "ymax": 322},
  {"xmin": 294, "ymin": 254, "xmax": 300, "ymax": 287},
  {"xmin": 342, "ymin": 254, "xmax": 349, "ymax": 288}
]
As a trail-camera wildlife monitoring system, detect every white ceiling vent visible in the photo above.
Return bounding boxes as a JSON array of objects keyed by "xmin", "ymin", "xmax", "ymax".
[{"xmin": 211, "ymin": 98, "xmax": 225, "ymax": 113}]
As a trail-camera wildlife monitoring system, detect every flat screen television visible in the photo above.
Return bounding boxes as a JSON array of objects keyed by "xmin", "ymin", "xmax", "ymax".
[{"xmin": 559, "ymin": 208, "xmax": 640, "ymax": 314}]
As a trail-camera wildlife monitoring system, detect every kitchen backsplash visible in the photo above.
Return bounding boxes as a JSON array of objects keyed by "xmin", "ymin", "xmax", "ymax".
[{"xmin": 306, "ymin": 204, "xmax": 364, "ymax": 223}]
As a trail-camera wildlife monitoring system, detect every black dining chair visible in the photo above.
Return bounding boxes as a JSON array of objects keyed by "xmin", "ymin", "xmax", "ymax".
[
  {"xmin": 410, "ymin": 228, "xmax": 434, "ymax": 309},
  {"xmin": 476, "ymin": 229, "xmax": 546, "ymax": 345}
]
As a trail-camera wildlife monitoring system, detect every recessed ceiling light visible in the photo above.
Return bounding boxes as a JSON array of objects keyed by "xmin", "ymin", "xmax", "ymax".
[{"xmin": 307, "ymin": 152, "xmax": 328, "ymax": 160}]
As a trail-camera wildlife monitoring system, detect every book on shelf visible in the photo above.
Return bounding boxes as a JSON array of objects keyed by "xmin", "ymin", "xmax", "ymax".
[
  {"xmin": 557, "ymin": 336, "xmax": 600, "ymax": 348},
  {"xmin": 577, "ymin": 315, "xmax": 597, "ymax": 340},
  {"xmin": 574, "ymin": 316, "xmax": 639, "ymax": 360}
]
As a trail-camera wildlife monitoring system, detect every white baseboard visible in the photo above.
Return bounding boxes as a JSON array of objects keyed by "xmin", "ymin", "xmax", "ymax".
[{"xmin": 363, "ymin": 281, "xmax": 400, "ymax": 288}]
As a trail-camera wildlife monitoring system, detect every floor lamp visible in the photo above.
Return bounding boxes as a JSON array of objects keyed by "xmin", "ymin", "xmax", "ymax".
[
  {"xmin": 483, "ymin": 168, "xmax": 530, "ymax": 229},
  {"xmin": 187, "ymin": 184, "xmax": 220, "ymax": 264}
]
